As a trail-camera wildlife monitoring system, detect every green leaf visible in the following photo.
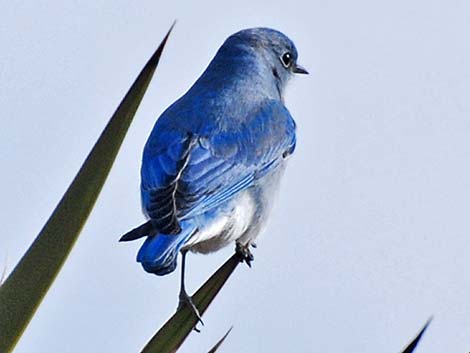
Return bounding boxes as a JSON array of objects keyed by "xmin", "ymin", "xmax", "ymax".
[
  {"xmin": 400, "ymin": 317, "xmax": 432, "ymax": 353},
  {"xmin": 0, "ymin": 264, "xmax": 6, "ymax": 286},
  {"xmin": 0, "ymin": 23, "xmax": 175, "ymax": 353},
  {"xmin": 141, "ymin": 253, "xmax": 242, "ymax": 353},
  {"xmin": 207, "ymin": 327, "xmax": 233, "ymax": 353}
]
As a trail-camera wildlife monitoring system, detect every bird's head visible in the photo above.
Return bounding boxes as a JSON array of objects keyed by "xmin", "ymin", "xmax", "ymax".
[{"xmin": 220, "ymin": 27, "xmax": 308, "ymax": 98}]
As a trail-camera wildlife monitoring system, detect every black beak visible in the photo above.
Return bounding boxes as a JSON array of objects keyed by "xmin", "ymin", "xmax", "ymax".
[{"xmin": 293, "ymin": 64, "xmax": 309, "ymax": 75}]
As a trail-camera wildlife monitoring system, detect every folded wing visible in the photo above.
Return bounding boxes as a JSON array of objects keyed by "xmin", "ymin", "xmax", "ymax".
[{"xmin": 141, "ymin": 99, "xmax": 297, "ymax": 234}]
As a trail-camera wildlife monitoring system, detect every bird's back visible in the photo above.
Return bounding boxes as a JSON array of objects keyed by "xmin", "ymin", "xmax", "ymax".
[{"xmin": 125, "ymin": 27, "xmax": 303, "ymax": 276}]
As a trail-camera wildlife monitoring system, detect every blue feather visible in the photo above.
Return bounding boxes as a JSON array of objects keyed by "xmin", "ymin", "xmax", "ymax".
[
  {"xmin": 137, "ymin": 222, "xmax": 196, "ymax": 275},
  {"xmin": 124, "ymin": 27, "xmax": 305, "ymax": 276}
]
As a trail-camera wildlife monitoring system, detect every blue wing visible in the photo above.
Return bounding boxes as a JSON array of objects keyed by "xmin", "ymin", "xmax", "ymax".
[{"xmin": 141, "ymin": 99, "xmax": 296, "ymax": 234}]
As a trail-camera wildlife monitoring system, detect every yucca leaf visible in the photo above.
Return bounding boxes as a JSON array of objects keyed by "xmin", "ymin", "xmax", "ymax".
[
  {"xmin": 141, "ymin": 253, "xmax": 241, "ymax": 353},
  {"xmin": 207, "ymin": 327, "xmax": 233, "ymax": 353},
  {"xmin": 0, "ymin": 23, "xmax": 175, "ymax": 353},
  {"xmin": 400, "ymin": 317, "xmax": 432, "ymax": 353},
  {"xmin": 0, "ymin": 265, "xmax": 6, "ymax": 286}
]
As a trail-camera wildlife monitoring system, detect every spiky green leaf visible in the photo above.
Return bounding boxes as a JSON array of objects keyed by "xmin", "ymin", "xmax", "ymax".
[
  {"xmin": 141, "ymin": 253, "xmax": 241, "ymax": 353},
  {"xmin": 400, "ymin": 318, "xmax": 432, "ymax": 353},
  {"xmin": 0, "ymin": 23, "xmax": 174, "ymax": 353},
  {"xmin": 207, "ymin": 327, "xmax": 233, "ymax": 353}
]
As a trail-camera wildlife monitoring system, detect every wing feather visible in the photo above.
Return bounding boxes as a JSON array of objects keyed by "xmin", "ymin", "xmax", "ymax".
[{"xmin": 141, "ymin": 100, "xmax": 296, "ymax": 234}]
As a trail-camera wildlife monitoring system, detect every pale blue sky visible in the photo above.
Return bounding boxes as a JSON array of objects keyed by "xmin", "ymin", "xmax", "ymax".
[{"xmin": 1, "ymin": 1, "xmax": 470, "ymax": 352}]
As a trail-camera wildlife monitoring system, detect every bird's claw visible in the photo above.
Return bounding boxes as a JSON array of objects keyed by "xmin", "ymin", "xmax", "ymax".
[
  {"xmin": 236, "ymin": 242, "xmax": 255, "ymax": 267},
  {"xmin": 178, "ymin": 290, "xmax": 204, "ymax": 331}
]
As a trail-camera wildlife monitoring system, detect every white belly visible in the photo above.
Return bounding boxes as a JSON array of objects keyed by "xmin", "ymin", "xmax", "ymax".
[
  {"xmin": 182, "ymin": 162, "xmax": 286, "ymax": 254},
  {"xmin": 182, "ymin": 191, "xmax": 255, "ymax": 253}
]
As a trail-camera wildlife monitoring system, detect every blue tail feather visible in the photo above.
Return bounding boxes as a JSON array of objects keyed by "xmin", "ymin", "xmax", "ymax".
[{"xmin": 137, "ymin": 223, "xmax": 195, "ymax": 276}]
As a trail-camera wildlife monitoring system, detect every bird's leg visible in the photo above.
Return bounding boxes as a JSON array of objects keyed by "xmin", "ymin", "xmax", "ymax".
[
  {"xmin": 178, "ymin": 250, "xmax": 204, "ymax": 329},
  {"xmin": 236, "ymin": 241, "xmax": 255, "ymax": 267}
]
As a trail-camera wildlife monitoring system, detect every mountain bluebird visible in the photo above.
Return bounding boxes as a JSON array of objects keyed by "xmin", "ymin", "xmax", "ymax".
[{"xmin": 121, "ymin": 27, "xmax": 307, "ymax": 321}]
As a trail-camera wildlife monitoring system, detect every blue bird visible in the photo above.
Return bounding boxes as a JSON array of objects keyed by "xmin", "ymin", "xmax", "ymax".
[{"xmin": 121, "ymin": 27, "xmax": 307, "ymax": 321}]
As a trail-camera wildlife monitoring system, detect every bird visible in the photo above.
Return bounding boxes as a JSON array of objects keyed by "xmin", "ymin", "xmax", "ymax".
[{"xmin": 120, "ymin": 27, "xmax": 307, "ymax": 322}]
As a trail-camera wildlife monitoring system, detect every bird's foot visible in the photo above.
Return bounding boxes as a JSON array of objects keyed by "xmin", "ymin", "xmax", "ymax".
[
  {"xmin": 178, "ymin": 290, "xmax": 204, "ymax": 331},
  {"xmin": 236, "ymin": 242, "xmax": 254, "ymax": 267}
]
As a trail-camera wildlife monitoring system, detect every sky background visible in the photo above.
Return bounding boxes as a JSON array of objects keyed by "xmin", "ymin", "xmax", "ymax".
[{"xmin": 1, "ymin": 1, "xmax": 470, "ymax": 352}]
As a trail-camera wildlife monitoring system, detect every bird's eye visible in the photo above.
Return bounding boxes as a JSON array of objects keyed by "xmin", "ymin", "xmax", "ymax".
[{"xmin": 280, "ymin": 52, "xmax": 293, "ymax": 68}]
